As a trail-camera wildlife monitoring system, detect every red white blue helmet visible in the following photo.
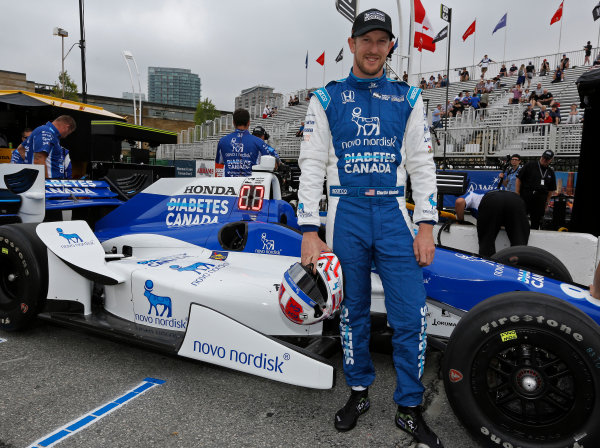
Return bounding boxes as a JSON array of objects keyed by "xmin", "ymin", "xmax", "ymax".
[{"xmin": 279, "ymin": 252, "xmax": 343, "ymax": 325}]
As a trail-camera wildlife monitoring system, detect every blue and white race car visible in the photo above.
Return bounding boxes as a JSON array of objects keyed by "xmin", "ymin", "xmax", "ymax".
[{"xmin": 0, "ymin": 161, "xmax": 598, "ymax": 448}]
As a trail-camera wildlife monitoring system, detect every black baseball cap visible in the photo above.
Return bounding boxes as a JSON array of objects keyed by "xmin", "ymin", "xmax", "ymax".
[
  {"xmin": 352, "ymin": 9, "xmax": 395, "ymax": 39},
  {"xmin": 542, "ymin": 150, "xmax": 554, "ymax": 159},
  {"xmin": 511, "ymin": 154, "xmax": 521, "ymax": 159},
  {"xmin": 252, "ymin": 126, "xmax": 269, "ymax": 140}
]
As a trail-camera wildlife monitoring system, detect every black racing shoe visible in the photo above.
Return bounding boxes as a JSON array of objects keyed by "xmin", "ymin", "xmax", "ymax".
[
  {"xmin": 334, "ymin": 388, "xmax": 370, "ymax": 432},
  {"xmin": 395, "ymin": 405, "xmax": 444, "ymax": 448}
]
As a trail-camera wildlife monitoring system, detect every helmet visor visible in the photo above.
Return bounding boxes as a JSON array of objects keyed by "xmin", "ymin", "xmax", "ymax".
[{"xmin": 284, "ymin": 263, "xmax": 325, "ymax": 307}]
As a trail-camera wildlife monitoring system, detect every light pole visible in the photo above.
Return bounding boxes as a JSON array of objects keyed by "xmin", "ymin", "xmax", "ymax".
[
  {"xmin": 123, "ymin": 50, "xmax": 142, "ymax": 126},
  {"xmin": 53, "ymin": 27, "xmax": 69, "ymax": 98}
]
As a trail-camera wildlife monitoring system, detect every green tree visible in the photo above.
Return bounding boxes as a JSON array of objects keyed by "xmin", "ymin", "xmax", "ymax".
[
  {"xmin": 49, "ymin": 71, "xmax": 79, "ymax": 101},
  {"xmin": 194, "ymin": 98, "xmax": 220, "ymax": 125}
]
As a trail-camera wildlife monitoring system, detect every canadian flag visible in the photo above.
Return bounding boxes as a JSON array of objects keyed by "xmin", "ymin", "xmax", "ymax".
[
  {"xmin": 414, "ymin": 0, "xmax": 436, "ymax": 52},
  {"xmin": 550, "ymin": 1, "xmax": 563, "ymax": 25}
]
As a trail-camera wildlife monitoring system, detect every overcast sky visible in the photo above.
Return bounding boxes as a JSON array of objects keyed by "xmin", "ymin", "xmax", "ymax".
[{"xmin": 2, "ymin": 0, "xmax": 599, "ymax": 111}]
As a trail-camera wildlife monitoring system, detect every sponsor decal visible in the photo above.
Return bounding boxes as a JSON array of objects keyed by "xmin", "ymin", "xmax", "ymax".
[
  {"xmin": 166, "ymin": 196, "xmax": 231, "ymax": 227},
  {"xmin": 339, "ymin": 306, "xmax": 354, "ymax": 365},
  {"xmin": 169, "ymin": 261, "xmax": 230, "ymax": 286},
  {"xmin": 56, "ymin": 227, "xmax": 94, "ymax": 249},
  {"xmin": 517, "ymin": 269, "xmax": 544, "ymax": 288},
  {"xmin": 406, "ymin": 86, "xmax": 421, "ymax": 107},
  {"xmin": 331, "ymin": 187, "xmax": 348, "ymax": 195},
  {"xmin": 418, "ymin": 305, "xmax": 427, "ymax": 377},
  {"xmin": 193, "ymin": 340, "xmax": 288, "ymax": 373},
  {"xmin": 500, "ymin": 330, "xmax": 517, "ymax": 342},
  {"xmin": 297, "ymin": 202, "xmax": 313, "ymax": 219},
  {"xmin": 209, "ymin": 251, "xmax": 229, "ymax": 261},
  {"xmin": 428, "ymin": 193, "xmax": 437, "ymax": 207},
  {"xmin": 281, "ymin": 296, "xmax": 306, "ymax": 324},
  {"xmin": 480, "ymin": 314, "xmax": 583, "ymax": 342},
  {"xmin": 448, "ymin": 369, "xmax": 463, "ymax": 383},
  {"xmin": 255, "ymin": 233, "xmax": 280, "ymax": 255},
  {"xmin": 137, "ymin": 253, "xmax": 190, "ymax": 267},
  {"xmin": 368, "ymin": 82, "xmax": 378, "ymax": 89},
  {"xmin": 454, "ymin": 253, "xmax": 506, "ymax": 275},
  {"xmin": 314, "ymin": 88, "xmax": 331, "ymax": 110},
  {"xmin": 364, "ymin": 11, "xmax": 385, "ymax": 22},
  {"xmin": 2, "ymin": 248, "xmax": 7, "ymax": 254},
  {"xmin": 135, "ymin": 280, "xmax": 187, "ymax": 329},
  {"xmin": 341, "ymin": 90, "xmax": 355, "ymax": 104},
  {"xmin": 351, "ymin": 107, "xmax": 380, "ymax": 136},
  {"xmin": 371, "ymin": 92, "xmax": 405, "ymax": 102},
  {"xmin": 182, "ymin": 185, "xmax": 237, "ymax": 195},
  {"xmin": 342, "ymin": 151, "xmax": 397, "ymax": 174}
]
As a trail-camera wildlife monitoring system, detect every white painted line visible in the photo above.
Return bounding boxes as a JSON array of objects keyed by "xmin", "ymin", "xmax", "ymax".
[
  {"xmin": 27, "ymin": 377, "xmax": 166, "ymax": 448},
  {"xmin": 0, "ymin": 356, "xmax": 28, "ymax": 365}
]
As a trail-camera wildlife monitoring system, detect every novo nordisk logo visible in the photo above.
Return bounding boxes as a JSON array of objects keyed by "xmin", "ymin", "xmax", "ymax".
[
  {"xmin": 364, "ymin": 11, "xmax": 385, "ymax": 22},
  {"xmin": 341, "ymin": 90, "xmax": 355, "ymax": 104},
  {"xmin": 56, "ymin": 227, "xmax": 82, "ymax": 244},
  {"xmin": 351, "ymin": 107, "xmax": 381, "ymax": 136},
  {"xmin": 193, "ymin": 340, "xmax": 288, "ymax": 373}
]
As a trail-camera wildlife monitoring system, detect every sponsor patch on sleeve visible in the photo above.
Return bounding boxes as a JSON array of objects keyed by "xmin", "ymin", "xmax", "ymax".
[
  {"xmin": 406, "ymin": 86, "xmax": 421, "ymax": 108},
  {"xmin": 313, "ymin": 88, "xmax": 331, "ymax": 111}
]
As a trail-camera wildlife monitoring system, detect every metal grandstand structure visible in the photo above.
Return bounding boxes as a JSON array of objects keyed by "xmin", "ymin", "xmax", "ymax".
[{"xmin": 158, "ymin": 47, "xmax": 594, "ymax": 170}]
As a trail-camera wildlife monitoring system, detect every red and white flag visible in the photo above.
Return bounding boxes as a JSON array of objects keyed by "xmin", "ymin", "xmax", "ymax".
[
  {"xmin": 550, "ymin": 1, "xmax": 563, "ymax": 25},
  {"xmin": 413, "ymin": 0, "xmax": 436, "ymax": 52},
  {"xmin": 316, "ymin": 52, "xmax": 325, "ymax": 66},
  {"xmin": 462, "ymin": 19, "xmax": 476, "ymax": 41}
]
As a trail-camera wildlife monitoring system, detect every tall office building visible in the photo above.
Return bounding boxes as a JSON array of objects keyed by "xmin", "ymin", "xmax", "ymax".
[
  {"xmin": 235, "ymin": 85, "xmax": 282, "ymax": 110},
  {"xmin": 148, "ymin": 67, "xmax": 201, "ymax": 108}
]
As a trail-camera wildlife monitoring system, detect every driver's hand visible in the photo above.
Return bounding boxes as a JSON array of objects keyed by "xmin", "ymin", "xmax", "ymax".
[{"xmin": 301, "ymin": 231, "xmax": 331, "ymax": 273}]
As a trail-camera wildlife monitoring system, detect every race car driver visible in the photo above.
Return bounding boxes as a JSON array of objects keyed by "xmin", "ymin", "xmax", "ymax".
[
  {"xmin": 297, "ymin": 8, "xmax": 442, "ymax": 447},
  {"xmin": 215, "ymin": 108, "xmax": 274, "ymax": 177}
]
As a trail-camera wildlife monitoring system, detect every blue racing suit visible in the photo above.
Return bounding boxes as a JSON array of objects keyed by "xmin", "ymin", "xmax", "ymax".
[
  {"xmin": 297, "ymin": 71, "xmax": 438, "ymax": 406},
  {"xmin": 215, "ymin": 129, "xmax": 275, "ymax": 177},
  {"xmin": 12, "ymin": 122, "xmax": 65, "ymax": 178}
]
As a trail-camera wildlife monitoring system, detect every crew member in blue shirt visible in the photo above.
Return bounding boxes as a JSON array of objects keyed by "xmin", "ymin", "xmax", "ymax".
[
  {"xmin": 12, "ymin": 115, "xmax": 76, "ymax": 178},
  {"xmin": 215, "ymin": 109, "xmax": 273, "ymax": 177},
  {"xmin": 10, "ymin": 128, "xmax": 32, "ymax": 163}
]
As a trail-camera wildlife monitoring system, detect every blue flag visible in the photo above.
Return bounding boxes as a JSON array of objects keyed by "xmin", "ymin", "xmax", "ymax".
[
  {"xmin": 493, "ymin": 13, "xmax": 507, "ymax": 34},
  {"xmin": 305, "ymin": 51, "xmax": 308, "ymax": 69}
]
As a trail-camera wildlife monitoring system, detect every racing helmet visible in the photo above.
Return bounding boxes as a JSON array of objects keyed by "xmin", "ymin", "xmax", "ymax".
[{"xmin": 279, "ymin": 252, "xmax": 343, "ymax": 325}]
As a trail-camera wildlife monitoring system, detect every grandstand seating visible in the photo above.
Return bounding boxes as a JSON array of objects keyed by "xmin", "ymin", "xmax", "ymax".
[{"xmin": 158, "ymin": 49, "xmax": 591, "ymax": 167}]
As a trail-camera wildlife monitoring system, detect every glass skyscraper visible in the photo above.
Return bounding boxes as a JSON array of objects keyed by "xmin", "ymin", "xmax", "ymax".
[{"xmin": 148, "ymin": 67, "xmax": 201, "ymax": 108}]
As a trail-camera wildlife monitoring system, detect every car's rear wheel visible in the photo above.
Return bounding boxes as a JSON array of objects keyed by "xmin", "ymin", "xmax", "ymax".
[
  {"xmin": 0, "ymin": 223, "xmax": 48, "ymax": 331},
  {"xmin": 491, "ymin": 245, "xmax": 572, "ymax": 282},
  {"xmin": 442, "ymin": 292, "xmax": 600, "ymax": 447}
]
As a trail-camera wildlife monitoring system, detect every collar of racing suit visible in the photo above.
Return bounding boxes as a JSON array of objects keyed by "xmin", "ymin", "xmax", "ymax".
[{"xmin": 346, "ymin": 69, "xmax": 386, "ymax": 90}]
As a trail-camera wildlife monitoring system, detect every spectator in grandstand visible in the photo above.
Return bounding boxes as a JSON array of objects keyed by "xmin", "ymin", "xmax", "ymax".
[
  {"xmin": 479, "ymin": 90, "xmax": 489, "ymax": 118},
  {"xmin": 538, "ymin": 105, "xmax": 552, "ymax": 135},
  {"xmin": 525, "ymin": 61, "xmax": 535, "ymax": 88},
  {"xmin": 470, "ymin": 91, "xmax": 481, "ymax": 109},
  {"xmin": 522, "ymin": 104, "xmax": 536, "ymax": 125},
  {"xmin": 452, "ymin": 98, "xmax": 465, "ymax": 117},
  {"xmin": 520, "ymin": 89, "xmax": 531, "ymax": 104},
  {"xmin": 516, "ymin": 150, "xmax": 556, "ymax": 230},
  {"xmin": 288, "ymin": 96, "xmax": 294, "ymax": 107},
  {"xmin": 441, "ymin": 74, "xmax": 449, "ymax": 86},
  {"xmin": 478, "ymin": 55, "xmax": 494, "ymax": 75},
  {"xmin": 419, "ymin": 77, "xmax": 427, "ymax": 89},
  {"xmin": 493, "ymin": 76, "xmax": 503, "ymax": 89},
  {"xmin": 584, "ymin": 41, "xmax": 593, "ymax": 65},
  {"xmin": 535, "ymin": 89, "xmax": 555, "ymax": 108},
  {"xmin": 215, "ymin": 108, "xmax": 275, "ymax": 177},
  {"xmin": 594, "ymin": 54, "xmax": 600, "ymax": 66},
  {"xmin": 462, "ymin": 91, "xmax": 472, "ymax": 106},
  {"xmin": 509, "ymin": 63, "xmax": 518, "ymax": 76},
  {"xmin": 454, "ymin": 189, "xmax": 530, "ymax": 257},
  {"xmin": 402, "ymin": 71, "xmax": 409, "ymax": 82},
  {"xmin": 296, "ymin": 121, "xmax": 305, "ymax": 137},
  {"xmin": 566, "ymin": 104, "xmax": 583, "ymax": 124},
  {"xmin": 510, "ymin": 85, "xmax": 522, "ymax": 105},
  {"xmin": 499, "ymin": 154, "xmax": 523, "ymax": 193},
  {"xmin": 551, "ymin": 66, "xmax": 564, "ymax": 83},
  {"xmin": 484, "ymin": 79, "xmax": 494, "ymax": 92},
  {"xmin": 431, "ymin": 104, "xmax": 443, "ymax": 129},
  {"xmin": 459, "ymin": 67, "xmax": 470, "ymax": 82},
  {"xmin": 293, "ymin": 95, "xmax": 300, "ymax": 106},
  {"xmin": 539, "ymin": 59, "xmax": 550, "ymax": 76},
  {"xmin": 560, "ymin": 54, "xmax": 570, "ymax": 70},
  {"xmin": 252, "ymin": 126, "xmax": 280, "ymax": 164},
  {"xmin": 476, "ymin": 77, "xmax": 485, "ymax": 92},
  {"xmin": 532, "ymin": 83, "xmax": 543, "ymax": 100},
  {"xmin": 454, "ymin": 91, "xmax": 463, "ymax": 102},
  {"xmin": 427, "ymin": 75, "xmax": 436, "ymax": 89},
  {"xmin": 516, "ymin": 64, "xmax": 526, "ymax": 86},
  {"xmin": 549, "ymin": 104, "xmax": 561, "ymax": 125},
  {"xmin": 442, "ymin": 100, "xmax": 453, "ymax": 117},
  {"xmin": 263, "ymin": 104, "xmax": 272, "ymax": 118},
  {"xmin": 499, "ymin": 64, "xmax": 507, "ymax": 77},
  {"xmin": 436, "ymin": 74, "xmax": 443, "ymax": 87}
]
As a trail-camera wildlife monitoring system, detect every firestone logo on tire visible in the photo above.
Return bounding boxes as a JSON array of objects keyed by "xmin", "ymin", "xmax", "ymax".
[{"xmin": 449, "ymin": 369, "xmax": 463, "ymax": 383}]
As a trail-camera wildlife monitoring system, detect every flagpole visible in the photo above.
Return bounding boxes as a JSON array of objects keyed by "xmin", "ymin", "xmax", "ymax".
[
  {"xmin": 472, "ymin": 19, "xmax": 477, "ymax": 79},
  {"xmin": 557, "ymin": 1, "xmax": 564, "ymax": 65},
  {"xmin": 408, "ymin": 0, "xmax": 414, "ymax": 83},
  {"xmin": 503, "ymin": 15, "xmax": 507, "ymax": 64},
  {"xmin": 305, "ymin": 51, "xmax": 308, "ymax": 92}
]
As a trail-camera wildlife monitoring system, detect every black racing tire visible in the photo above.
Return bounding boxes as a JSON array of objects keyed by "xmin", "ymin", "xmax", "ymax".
[
  {"xmin": 0, "ymin": 223, "xmax": 48, "ymax": 331},
  {"xmin": 491, "ymin": 245, "xmax": 573, "ymax": 283},
  {"xmin": 442, "ymin": 292, "xmax": 600, "ymax": 448}
]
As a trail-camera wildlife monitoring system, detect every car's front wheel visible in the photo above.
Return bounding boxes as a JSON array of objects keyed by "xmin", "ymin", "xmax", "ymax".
[
  {"xmin": 0, "ymin": 223, "xmax": 48, "ymax": 331},
  {"xmin": 442, "ymin": 292, "xmax": 600, "ymax": 448}
]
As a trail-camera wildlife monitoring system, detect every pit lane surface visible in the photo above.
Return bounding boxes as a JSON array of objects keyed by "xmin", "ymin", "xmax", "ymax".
[{"xmin": 0, "ymin": 322, "xmax": 480, "ymax": 448}]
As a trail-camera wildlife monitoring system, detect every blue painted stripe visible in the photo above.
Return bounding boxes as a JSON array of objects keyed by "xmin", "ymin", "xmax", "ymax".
[{"xmin": 27, "ymin": 378, "xmax": 165, "ymax": 448}]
